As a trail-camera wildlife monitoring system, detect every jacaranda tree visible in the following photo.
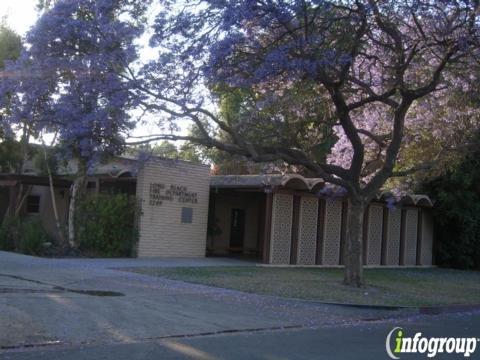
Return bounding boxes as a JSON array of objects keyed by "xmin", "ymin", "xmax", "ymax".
[
  {"xmin": 0, "ymin": 24, "xmax": 23, "ymax": 170},
  {"xmin": 134, "ymin": 0, "xmax": 480, "ymax": 286},
  {"xmin": 2, "ymin": 0, "xmax": 148, "ymax": 248}
]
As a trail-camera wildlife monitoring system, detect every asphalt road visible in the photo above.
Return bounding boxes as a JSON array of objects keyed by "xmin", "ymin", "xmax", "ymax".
[
  {"xmin": 3, "ymin": 312, "xmax": 480, "ymax": 359},
  {"xmin": 1, "ymin": 251, "xmax": 479, "ymax": 359}
]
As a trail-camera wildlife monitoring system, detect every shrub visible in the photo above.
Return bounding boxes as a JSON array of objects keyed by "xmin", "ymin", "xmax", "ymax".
[
  {"xmin": 0, "ymin": 217, "xmax": 51, "ymax": 256},
  {"xmin": 421, "ymin": 135, "xmax": 480, "ymax": 270},
  {"xmin": 0, "ymin": 216, "xmax": 21, "ymax": 251},
  {"xmin": 17, "ymin": 217, "xmax": 52, "ymax": 255},
  {"xmin": 76, "ymin": 193, "xmax": 138, "ymax": 257}
]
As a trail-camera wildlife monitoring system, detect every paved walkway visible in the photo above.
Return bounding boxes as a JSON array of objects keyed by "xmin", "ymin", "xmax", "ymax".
[{"xmin": 0, "ymin": 251, "xmax": 415, "ymax": 352}]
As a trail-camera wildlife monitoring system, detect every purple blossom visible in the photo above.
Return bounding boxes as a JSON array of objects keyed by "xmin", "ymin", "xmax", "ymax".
[{"xmin": 1, "ymin": 0, "xmax": 147, "ymax": 171}]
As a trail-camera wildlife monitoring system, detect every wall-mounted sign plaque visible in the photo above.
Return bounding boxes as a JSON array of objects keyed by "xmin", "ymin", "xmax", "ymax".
[{"xmin": 149, "ymin": 183, "xmax": 198, "ymax": 206}]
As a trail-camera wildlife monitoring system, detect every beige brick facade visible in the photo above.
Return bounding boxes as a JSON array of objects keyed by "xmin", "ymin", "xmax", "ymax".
[{"xmin": 136, "ymin": 159, "xmax": 211, "ymax": 257}]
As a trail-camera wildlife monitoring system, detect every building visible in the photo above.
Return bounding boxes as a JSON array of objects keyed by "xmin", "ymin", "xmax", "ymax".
[{"xmin": 0, "ymin": 156, "xmax": 434, "ymax": 266}]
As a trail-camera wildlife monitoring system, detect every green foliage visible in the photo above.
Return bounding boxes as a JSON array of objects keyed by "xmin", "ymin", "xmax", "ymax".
[
  {"xmin": 178, "ymin": 142, "xmax": 202, "ymax": 163},
  {"xmin": 206, "ymin": 81, "xmax": 337, "ymax": 175},
  {"xmin": 0, "ymin": 139, "xmax": 23, "ymax": 173},
  {"xmin": 126, "ymin": 141, "xmax": 202, "ymax": 164},
  {"xmin": 36, "ymin": 0, "xmax": 56, "ymax": 11},
  {"xmin": 0, "ymin": 217, "xmax": 51, "ymax": 256},
  {"xmin": 0, "ymin": 24, "xmax": 22, "ymax": 69},
  {"xmin": 76, "ymin": 194, "xmax": 138, "ymax": 257},
  {"xmin": 421, "ymin": 134, "xmax": 480, "ymax": 270},
  {"xmin": 0, "ymin": 24, "xmax": 22, "ymax": 140},
  {"xmin": 151, "ymin": 141, "xmax": 179, "ymax": 158},
  {"xmin": 0, "ymin": 217, "xmax": 21, "ymax": 251},
  {"xmin": 32, "ymin": 146, "xmax": 61, "ymax": 176},
  {"xmin": 17, "ymin": 218, "xmax": 51, "ymax": 255}
]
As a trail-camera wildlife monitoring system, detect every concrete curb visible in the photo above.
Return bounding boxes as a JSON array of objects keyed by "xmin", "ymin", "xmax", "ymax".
[
  {"xmin": 418, "ymin": 304, "xmax": 480, "ymax": 315},
  {"xmin": 256, "ymin": 264, "xmax": 438, "ymax": 269},
  {"xmin": 276, "ymin": 297, "xmax": 412, "ymax": 312},
  {"xmin": 275, "ymin": 296, "xmax": 480, "ymax": 315}
]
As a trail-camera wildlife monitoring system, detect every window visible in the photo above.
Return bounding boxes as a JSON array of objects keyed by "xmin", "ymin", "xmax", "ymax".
[
  {"xmin": 26, "ymin": 195, "xmax": 41, "ymax": 214},
  {"xmin": 87, "ymin": 181, "xmax": 97, "ymax": 189},
  {"xmin": 181, "ymin": 207, "xmax": 193, "ymax": 223}
]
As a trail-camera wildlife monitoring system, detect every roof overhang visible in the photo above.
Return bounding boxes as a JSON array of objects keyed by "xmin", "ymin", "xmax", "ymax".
[
  {"xmin": 210, "ymin": 174, "xmax": 325, "ymax": 192},
  {"xmin": 0, "ymin": 174, "xmax": 72, "ymax": 188},
  {"xmin": 376, "ymin": 191, "xmax": 434, "ymax": 208}
]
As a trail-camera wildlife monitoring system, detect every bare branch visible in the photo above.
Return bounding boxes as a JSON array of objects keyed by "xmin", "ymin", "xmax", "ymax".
[
  {"xmin": 356, "ymin": 129, "xmax": 391, "ymax": 147},
  {"xmin": 327, "ymin": 86, "xmax": 364, "ymax": 184},
  {"xmin": 126, "ymin": 132, "xmax": 353, "ymax": 190},
  {"xmin": 363, "ymin": 97, "xmax": 413, "ymax": 195},
  {"xmin": 391, "ymin": 163, "xmax": 433, "ymax": 177}
]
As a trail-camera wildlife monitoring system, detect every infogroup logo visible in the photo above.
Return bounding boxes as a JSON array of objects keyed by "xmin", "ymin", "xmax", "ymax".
[{"xmin": 386, "ymin": 327, "xmax": 479, "ymax": 359}]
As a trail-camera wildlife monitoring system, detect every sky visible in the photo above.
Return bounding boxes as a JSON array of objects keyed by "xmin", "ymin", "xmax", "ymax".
[{"xmin": 0, "ymin": 0, "xmax": 38, "ymax": 35}]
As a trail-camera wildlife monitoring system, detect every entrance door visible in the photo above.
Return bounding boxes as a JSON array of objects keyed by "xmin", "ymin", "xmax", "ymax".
[{"xmin": 230, "ymin": 209, "xmax": 246, "ymax": 250}]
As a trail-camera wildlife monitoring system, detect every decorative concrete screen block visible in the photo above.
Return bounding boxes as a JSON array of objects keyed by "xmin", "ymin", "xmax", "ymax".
[
  {"xmin": 269, "ymin": 193, "xmax": 293, "ymax": 264},
  {"xmin": 366, "ymin": 205, "xmax": 383, "ymax": 265},
  {"xmin": 404, "ymin": 209, "xmax": 418, "ymax": 265},
  {"xmin": 386, "ymin": 208, "xmax": 402, "ymax": 265},
  {"xmin": 297, "ymin": 197, "xmax": 319, "ymax": 265},
  {"xmin": 322, "ymin": 199, "xmax": 343, "ymax": 265},
  {"xmin": 421, "ymin": 211, "xmax": 434, "ymax": 265},
  {"xmin": 136, "ymin": 158, "xmax": 211, "ymax": 257}
]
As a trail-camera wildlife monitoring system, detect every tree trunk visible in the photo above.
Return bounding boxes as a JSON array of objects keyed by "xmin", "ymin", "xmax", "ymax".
[
  {"xmin": 14, "ymin": 184, "xmax": 32, "ymax": 217},
  {"xmin": 2, "ymin": 185, "xmax": 18, "ymax": 225},
  {"xmin": 42, "ymin": 144, "xmax": 65, "ymax": 247},
  {"xmin": 343, "ymin": 198, "xmax": 366, "ymax": 287},
  {"xmin": 68, "ymin": 161, "xmax": 87, "ymax": 249}
]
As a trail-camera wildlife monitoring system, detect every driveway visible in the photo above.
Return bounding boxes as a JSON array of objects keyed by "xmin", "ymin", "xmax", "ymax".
[{"xmin": 1, "ymin": 251, "xmax": 478, "ymax": 359}]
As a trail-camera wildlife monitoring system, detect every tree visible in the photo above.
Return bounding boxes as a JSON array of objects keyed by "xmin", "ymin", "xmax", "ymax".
[
  {"xmin": 205, "ymin": 81, "xmax": 337, "ymax": 175},
  {"xmin": 0, "ymin": 25, "xmax": 34, "ymax": 223},
  {"xmin": 0, "ymin": 139, "xmax": 22, "ymax": 173},
  {"xmin": 126, "ymin": 140, "xmax": 203, "ymax": 163},
  {"xmin": 387, "ymin": 62, "xmax": 480, "ymax": 192},
  {"xmin": 132, "ymin": 0, "xmax": 480, "ymax": 286},
  {"xmin": 3, "ymin": 0, "xmax": 148, "ymax": 248},
  {"xmin": 0, "ymin": 23, "xmax": 21, "ymax": 70},
  {"xmin": 421, "ymin": 130, "xmax": 480, "ymax": 270},
  {"xmin": 152, "ymin": 141, "xmax": 179, "ymax": 158},
  {"xmin": 0, "ymin": 24, "xmax": 22, "ymax": 140}
]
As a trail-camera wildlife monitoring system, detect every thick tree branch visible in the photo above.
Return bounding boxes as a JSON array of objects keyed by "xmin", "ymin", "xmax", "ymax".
[
  {"xmin": 363, "ymin": 97, "xmax": 413, "ymax": 196},
  {"xmin": 126, "ymin": 132, "xmax": 353, "ymax": 190},
  {"xmin": 356, "ymin": 129, "xmax": 391, "ymax": 147},
  {"xmin": 347, "ymin": 86, "xmax": 398, "ymax": 110},
  {"xmin": 327, "ymin": 87, "xmax": 364, "ymax": 185},
  {"xmin": 409, "ymin": 45, "xmax": 459, "ymax": 99},
  {"xmin": 391, "ymin": 163, "xmax": 433, "ymax": 177}
]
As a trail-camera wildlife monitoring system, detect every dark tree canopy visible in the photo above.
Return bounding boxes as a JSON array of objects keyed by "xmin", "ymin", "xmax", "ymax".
[{"xmin": 421, "ymin": 131, "xmax": 480, "ymax": 270}]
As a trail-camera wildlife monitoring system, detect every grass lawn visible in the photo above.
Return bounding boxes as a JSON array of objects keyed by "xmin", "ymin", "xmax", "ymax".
[{"xmin": 126, "ymin": 266, "xmax": 480, "ymax": 307}]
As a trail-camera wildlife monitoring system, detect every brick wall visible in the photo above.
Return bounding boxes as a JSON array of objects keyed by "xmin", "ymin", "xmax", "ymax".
[{"xmin": 136, "ymin": 159, "xmax": 211, "ymax": 257}]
